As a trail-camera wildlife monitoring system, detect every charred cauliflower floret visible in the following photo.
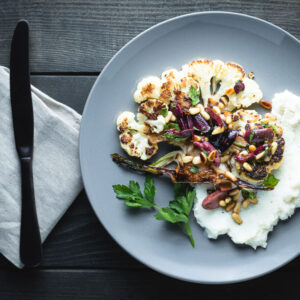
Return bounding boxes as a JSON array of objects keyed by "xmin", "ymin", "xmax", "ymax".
[
  {"xmin": 133, "ymin": 59, "xmax": 262, "ymax": 111},
  {"xmin": 138, "ymin": 99, "xmax": 168, "ymax": 133},
  {"xmin": 119, "ymin": 130, "xmax": 158, "ymax": 160}
]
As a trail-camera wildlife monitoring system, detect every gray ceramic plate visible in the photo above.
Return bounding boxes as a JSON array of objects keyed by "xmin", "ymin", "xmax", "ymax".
[{"xmin": 80, "ymin": 12, "xmax": 300, "ymax": 284}]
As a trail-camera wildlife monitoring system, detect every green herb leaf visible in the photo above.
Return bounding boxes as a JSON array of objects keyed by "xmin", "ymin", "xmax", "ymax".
[
  {"xmin": 113, "ymin": 179, "xmax": 156, "ymax": 208},
  {"xmin": 261, "ymin": 173, "xmax": 279, "ymax": 188},
  {"xmin": 190, "ymin": 166, "xmax": 199, "ymax": 173},
  {"xmin": 241, "ymin": 189, "xmax": 256, "ymax": 200},
  {"xmin": 143, "ymin": 176, "xmax": 156, "ymax": 203},
  {"xmin": 233, "ymin": 141, "xmax": 247, "ymax": 148},
  {"xmin": 249, "ymin": 131, "xmax": 255, "ymax": 143},
  {"xmin": 113, "ymin": 180, "xmax": 196, "ymax": 247},
  {"xmin": 271, "ymin": 124, "xmax": 278, "ymax": 134},
  {"xmin": 170, "ymin": 102, "xmax": 177, "ymax": 108},
  {"xmin": 188, "ymin": 85, "xmax": 201, "ymax": 106},
  {"xmin": 260, "ymin": 121, "xmax": 270, "ymax": 128},
  {"xmin": 261, "ymin": 121, "xmax": 278, "ymax": 134},
  {"xmin": 160, "ymin": 108, "xmax": 168, "ymax": 117},
  {"xmin": 154, "ymin": 208, "xmax": 188, "ymax": 223},
  {"xmin": 163, "ymin": 123, "xmax": 180, "ymax": 131},
  {"xmin": 163, "ymin": 132, "xmax": 188, "ymax": 142}
]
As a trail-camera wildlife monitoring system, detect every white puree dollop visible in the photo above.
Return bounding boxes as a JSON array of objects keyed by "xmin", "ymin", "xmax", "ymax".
[{"xmin": 193, "ymin": 91, "xmax": 300, "ymax": 248}]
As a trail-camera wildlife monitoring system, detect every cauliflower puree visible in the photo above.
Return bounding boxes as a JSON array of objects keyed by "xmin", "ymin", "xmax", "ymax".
[{"xmin": 194, "ymin": 91, "xmax": 300, "ymax": 248}]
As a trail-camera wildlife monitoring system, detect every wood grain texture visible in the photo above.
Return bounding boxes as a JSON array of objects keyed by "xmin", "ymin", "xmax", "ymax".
[
  {"xmin": 0, "ymin": 268, "xmax": 299, "ymax": 300},
  {"xmin": 0, "ymin": 0, "xmax": 299, "ymax": 72}
]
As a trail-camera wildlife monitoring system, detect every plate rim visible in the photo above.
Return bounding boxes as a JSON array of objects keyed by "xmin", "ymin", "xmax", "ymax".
[{"xmin": 79, "ymin": 11, "xmax": 300, "ymax": 284}]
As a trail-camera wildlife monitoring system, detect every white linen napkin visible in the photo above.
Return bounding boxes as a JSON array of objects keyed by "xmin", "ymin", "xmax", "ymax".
[{"xmin": 0, "ymin": 66, "xmax": 82, "ymax": 268}]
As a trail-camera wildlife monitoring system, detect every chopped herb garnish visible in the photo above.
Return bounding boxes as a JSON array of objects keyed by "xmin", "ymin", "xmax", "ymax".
[
  {"xmin": 233, "ymin": 141, "xmax": 247, "ymax": 147},
  {"xmin": 260, "ymin": 121, "xmax": 270, "ymax": 128},
  {"xmin": 261, "ymin": 121, "xmax": 278, "ymax": 134},
  {"xmin": 113, "ymin": 178, "xmax": 196, "ymax": 246},
  {"xmin": 261, "ymin": 173, "xmax": 279, "ymax": 188},
  {"xmin": 170, "ymin": 102, "xmax": 177, "ymax": 108},
  {"xmin": 249, "ymin": 131, "xmax": 255, "ymax": 143},
  {"xmin": 190, "ymin": 166, "xmax": 199, "ymax": 173},
  {"xmin": 160, "ymin": 108, "xmax": 168, "ymax": 117},
  {"xmin": 163, "ymin": 132, "xmax": 188, "ymax": 142},
  {"xmin": 163, "ymin": 123, "xmax": 180, "ymax": 131},
  {"xmin": 188, "ymin": 85, "xmax": 201, "ymax": 106},
  {"xmin": 241, "ymin": 188, "xmax": 256, "ymax": 200},
  {"xmin": 271, "ymin": 124, "xmax": 278, "ymax": 134}
]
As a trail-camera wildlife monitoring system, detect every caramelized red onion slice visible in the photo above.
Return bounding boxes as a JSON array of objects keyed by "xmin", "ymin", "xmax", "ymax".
[
  {"xmin": 202, "ymin": 190, "xmax": 227, "ymax": 210},
  {"xmin": 192, "ymin": 113, "xmax": 210, "ymax": 133},
  {"xmin": 205, "ymin": 107, "xmax": 223, "ymax": 127},
  {"xmin": 245, "ymin": 128, "xmax": 274, "ymax": 144},
  {"xmin": 209, "ymin": 130, "xmax": 238, "ymax": 153}
]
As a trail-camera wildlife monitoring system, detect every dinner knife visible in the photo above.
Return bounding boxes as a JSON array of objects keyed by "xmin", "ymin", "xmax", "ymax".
[{"xmin": 10, "ymin": 20, "xmax": 42, "ymax": 267}]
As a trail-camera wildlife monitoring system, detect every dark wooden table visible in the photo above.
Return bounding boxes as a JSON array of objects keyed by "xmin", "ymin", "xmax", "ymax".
[{"xmin": 0, "ymin": 1, "xmax": 299, "ymax": 299}]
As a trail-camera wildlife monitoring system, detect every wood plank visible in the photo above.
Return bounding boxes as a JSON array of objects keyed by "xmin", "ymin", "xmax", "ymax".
[
  {"xmin": 0, "ymin": 0, "xmax": 299, "ymax": 72},
  {"xmin": 0, "ymin": 268, "xmax": 299, "ymax": 300}
]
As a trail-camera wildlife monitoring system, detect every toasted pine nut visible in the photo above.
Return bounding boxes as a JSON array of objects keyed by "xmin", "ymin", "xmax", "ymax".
[
  {"xmin": 243, "ymin": 162, "xmax": 253, "ymax": 172},
  {"xmin": 255, "ymin": 151, "xmax": 265, "ymax": 160},
  {"xmin": 200, "ymin": 152, "xmax": 207, "ymax": 164},
  {"xmin": 242, "ymin": 199, "xmax": 250, "ymax": 208},
  {"xmin": 225, "ymin": 116, "xmax": 232, "ymax": 124},
  {"xmin": 221, "ymin": 155, "xmax": 230, "ymax": 163},
  {"xmin": 240, "ymin": 150, "xmax": 248, "ymax": 156},
  {"xmin": 249, "ymin": 145, "xmax": 256, "ymax": 152},
  {"xmin": 208, "ymin": 150, "xmax": 217, "ymax": 162},
  {"xmin": 225, "ymin": 171, "xmax": 237, "ymax": 182},
  {"xmin": 219, "ymin": 200, "xmax": 226, "ymax": 207},
  {"xmin": 200, "ymin": 110, "xmax": 210, "ymax": 120},
  {"xmin": 232, "ymin": 213, "xmax": 243, "ymax": 224},
  {"xmin": 212, "ymin": 106, "xmax": 221, "ymax": 115},
  {"xmin": 170, "ymin": 113, "xmax": 176, "ymax": 121},
  {"xmin": 249, "ymin": 198, "xmax": 258, "ymax": 204},
  {"xmin": 225, "ymin": 197, "xmax": 232, "ymax": 204},
  {"xmin": 212, "ymin": 126, "xmax": 225, "ymax": 135},
  {"xmin": 189, "ymin": 107, "xmax": 201, "ymax": 115},
  {"xmin": 271, "ymin": 142, "xmax": 278, "ymax": 155},
  {"xmin": 226, "ymin": 202, "xmax": 235, "ymax": 212},
  {"xmin": 235, "ymin": 162, "xmax": 241, "ymax": 172},
  {"xmin": 193, "ymin": 135, "xmax": 202, "ymax": 142},
  {"xmin": 165, "ymin": 111, "xmax": 173, "ymax": 123},
  {"xmin": 228, "ymin": 123, "xmax": 234, "ymax": 130},
  {"xmin": 182, "ymin": 155, "xmax": 193, "ymax": 164},
  {"xmin": 220, "ymin": 96, "xmax": 228, "ymax": 107},
  {"xmin": 218, "ymin": 102, "xmax": 225, "ymax": 110},
  {"xmin": 233, "ymin": 202, "xmax": 241, "ymax": 213},
  {"xmin": 192, "ymin": 156, "xmax": 201, "ymax": 165}
]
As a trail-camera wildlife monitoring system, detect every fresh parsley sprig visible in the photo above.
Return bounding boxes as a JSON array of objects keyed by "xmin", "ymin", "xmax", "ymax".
[{"xmin": 113, "ymin": 177, "xmax": 196, "ymax": 246}]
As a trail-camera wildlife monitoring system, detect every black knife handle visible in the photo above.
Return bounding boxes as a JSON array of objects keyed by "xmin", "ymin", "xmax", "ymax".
[{"xmin": 19, "ymin": 157, "xmax": 42, "ymax": 267}]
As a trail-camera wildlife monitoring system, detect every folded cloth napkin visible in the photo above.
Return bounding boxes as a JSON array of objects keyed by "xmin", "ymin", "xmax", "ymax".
[{"xmin": 0, "ymin": 66, "xmax": 82, "ymax": 268}]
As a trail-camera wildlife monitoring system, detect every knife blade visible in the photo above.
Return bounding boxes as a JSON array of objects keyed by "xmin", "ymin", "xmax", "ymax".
[{"xmin": 10, "ymin": 20, "xmax": 42, "ymax": 267}]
